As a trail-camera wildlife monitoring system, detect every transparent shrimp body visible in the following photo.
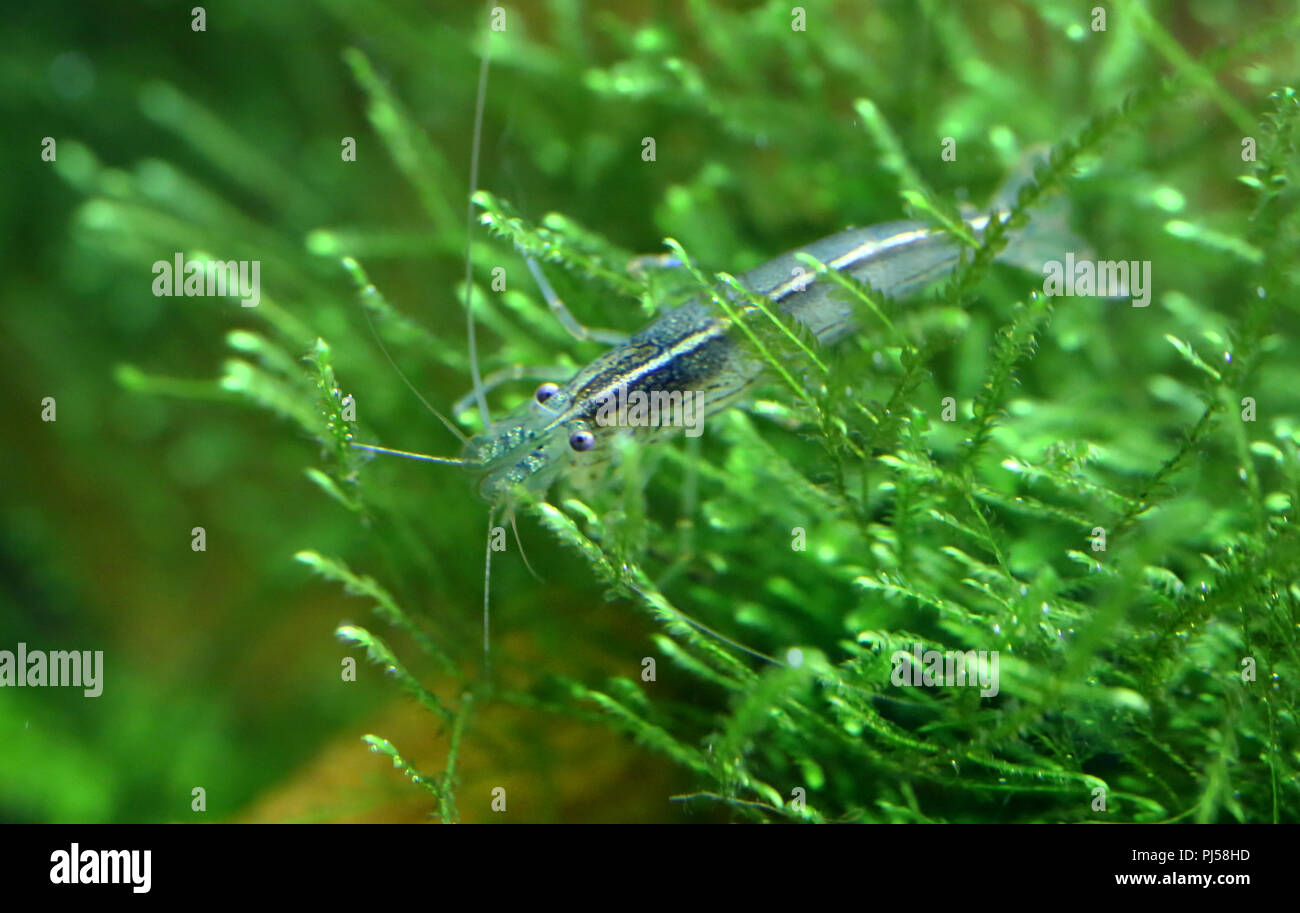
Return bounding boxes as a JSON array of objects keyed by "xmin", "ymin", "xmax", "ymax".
[
  {"xmin": 462, "ymin": 207, "xmax": 1054, "ymax": 503},
  {"xmin": 463, "ymin": 298, "xmax": 757, "ymax": 501}
]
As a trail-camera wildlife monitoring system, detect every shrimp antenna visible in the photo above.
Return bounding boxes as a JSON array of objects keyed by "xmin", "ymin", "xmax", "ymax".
[
  {"xmin": 350, "ymin": 442, "xmax": 467, "ymax": 465},
  {"xmin": 482, "ymin": 504, "xmax": 497, "ymax": 676},
  {"xmin": 463, "ymin": 1, "xmax": 493, "ymax": 428},
  {"xmin": 359, "ymin": 301, "xmax": 468, "ymax": 445},
  {"xmin": 508, "ymin": 507, "xmax": 542, "ymax": 581},
  {"xmin": 626, "ymin": 581, "xmax": 783, "ymax": 668},
  {"xmin": 469, "ymin": 2, "xmax": 497, "ymax": 679}
]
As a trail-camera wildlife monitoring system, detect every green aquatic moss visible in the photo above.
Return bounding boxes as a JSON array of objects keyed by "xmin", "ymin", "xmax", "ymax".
[{"xmin": 10, "ymin": 0, "xmax": 1299, "ymax": 823}]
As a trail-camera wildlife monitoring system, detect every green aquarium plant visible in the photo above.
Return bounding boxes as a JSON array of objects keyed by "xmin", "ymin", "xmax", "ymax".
[{"xmin": 8, "ymin": 0, "xmax": 1298, "ymax": 823}]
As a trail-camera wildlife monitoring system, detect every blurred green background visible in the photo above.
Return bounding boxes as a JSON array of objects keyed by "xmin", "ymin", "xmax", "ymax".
[{"xmin": 2, "ymin": 0, "xmax": 1297, "ymax": 823}]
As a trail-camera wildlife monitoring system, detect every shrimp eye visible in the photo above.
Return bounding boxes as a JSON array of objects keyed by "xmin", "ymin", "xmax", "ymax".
[
  {"xmin": 535, "ymin": 382, "xmax": 560, "ymax": 405},
  {"xmin": 568, "ymin": 430, "xmax": 595, "ymax": 452}
]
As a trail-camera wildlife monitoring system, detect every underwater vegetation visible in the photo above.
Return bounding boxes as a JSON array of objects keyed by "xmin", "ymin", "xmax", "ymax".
[{"xmin": 4, "ymin": 0, "xmax": 1299, "ymax": 823}]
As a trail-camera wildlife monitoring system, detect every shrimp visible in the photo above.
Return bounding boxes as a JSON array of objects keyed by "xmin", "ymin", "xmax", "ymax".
[
  {"xmin": 352, "ymin": 15, "xmax": 1061, "ymax": 666},
  {"xmin": 461, "ymin": 210, "xmax": 1034, "ymax": 503}
]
